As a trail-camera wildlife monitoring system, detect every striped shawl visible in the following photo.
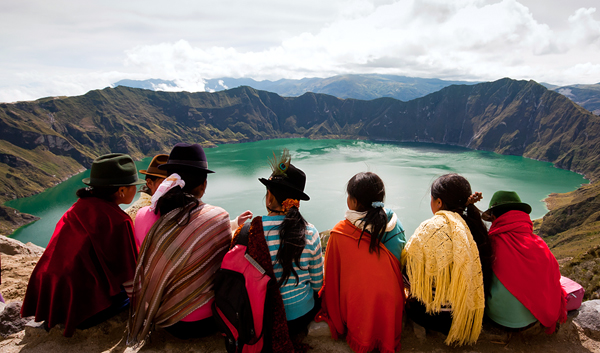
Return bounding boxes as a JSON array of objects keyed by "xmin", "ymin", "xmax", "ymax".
[{"xmin": 127, "ymin": 202, "xmax": 231, "ymax": 344}]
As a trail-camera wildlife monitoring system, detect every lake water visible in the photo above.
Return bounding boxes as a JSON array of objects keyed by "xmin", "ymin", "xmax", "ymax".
[{"xmin": 7, "ymin": 138, "xmax": 588, "ymax": 247}]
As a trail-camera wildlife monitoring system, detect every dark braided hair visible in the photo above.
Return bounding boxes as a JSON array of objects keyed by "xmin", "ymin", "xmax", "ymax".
[
  {"xmin": 347, "ymin": 172, "xmax": 388, "ymax": 256},
  {"xmin": 268, "ymin": 185, "xmax": 308, "ymax": 287},
  {"xmin": 154, "ymin": 168, "xmax": 207, "ymax": 226},
  {"xmin": 430, "ymin": 173, "xmax": 493, "ymax": 295},
  {"xmin": 76, "ymin": 186, "xmax": 120, "ymax": 201}
]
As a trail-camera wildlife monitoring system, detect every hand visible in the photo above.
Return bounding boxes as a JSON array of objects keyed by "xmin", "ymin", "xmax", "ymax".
[
  {"xmin": 236, "ymin": 210, "xmax": 253, "ymax": 226},
  {"xmin": 467, "ymin": 192, "xmax": 483, "ymax": 205}
]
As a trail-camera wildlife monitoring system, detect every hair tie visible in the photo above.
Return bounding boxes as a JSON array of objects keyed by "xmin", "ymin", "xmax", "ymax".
[
  {"xmin": 281, "ymin": 199, "xmax": 300, "ymax": 213},
  {"xmin": 371, "ymin": 201, "xmax": 384, "ymax": 208},
  {"xmin": 150, "ymin": 173, "xmax": 185, "ymax": 211}
]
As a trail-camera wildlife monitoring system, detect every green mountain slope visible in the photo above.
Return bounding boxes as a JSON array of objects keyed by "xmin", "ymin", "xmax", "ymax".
[
  {"xmin": 2, "ymin": 78, "xmax": 600, "ymax": 277},
  {"xmin": 3, "ymin": 78, "xmax": 599, "ymax": 198}
]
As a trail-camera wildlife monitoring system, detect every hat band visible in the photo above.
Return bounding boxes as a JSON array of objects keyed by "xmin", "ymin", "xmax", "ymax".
[
  {"xmin": 88, "ymin": 174, "xmax": 139, "ymax": 186},
  {"xmin": 141, "ymin": 167, "xmax": 167, "ymax": 177},
  {"xmin": 167, "ymin": 159, "xmax": 208, "ymax": 169}
]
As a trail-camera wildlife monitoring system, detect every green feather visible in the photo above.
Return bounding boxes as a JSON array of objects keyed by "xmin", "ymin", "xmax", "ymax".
[{"xmin": 268, "ymin": 149, "xmax": 291, "ymax": 177}]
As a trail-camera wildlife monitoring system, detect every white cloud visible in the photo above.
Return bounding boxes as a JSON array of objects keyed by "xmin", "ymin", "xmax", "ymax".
[
  {"xmin": 0, "ymin": 70, "xmax": 134, "ymax": 103},
  {"xmin": 1, "ymin": 0, "xmax": 599, "ymax": 102},
  {"xmin": 121, "ymin": 0, "xmax": 600, "ymax": 88},
  {"xmin": 567, "ymin": 7, "xmax": 600, "ymax": 47}
]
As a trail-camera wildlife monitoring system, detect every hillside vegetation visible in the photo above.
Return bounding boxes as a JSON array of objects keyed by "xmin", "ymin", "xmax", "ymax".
[{"xmin": 2, "ymin": 78, "xmax": 600, "ymax": 293}]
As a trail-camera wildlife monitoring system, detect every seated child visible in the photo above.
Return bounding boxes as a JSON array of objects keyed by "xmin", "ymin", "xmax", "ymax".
[
  {"xmin": 21, "ymin": 154, "xmax": 143, "ymax": 337},
  {"xmin": 402, "ymin": 173, "xmax": 492, "ymax": 346},
  {"xmin": 317, "ymin": 172, "xmax": 405, "ymax": 353},
  {"xmin": 483, "ymin": 191, "xmax": 566, "ymax": 332},
  {"xmin": 124, "ymin": 153, "xmax": 168, "ymax": 223}
]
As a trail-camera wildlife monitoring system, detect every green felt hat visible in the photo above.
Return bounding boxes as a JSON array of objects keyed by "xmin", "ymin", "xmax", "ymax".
[
  {"xmin": 483, "ymin": 190, "xmax": 532, "ymax": 218},
  {"xmin": 82, "ymin": 153, "xmax": 146, "ymax": 187}
]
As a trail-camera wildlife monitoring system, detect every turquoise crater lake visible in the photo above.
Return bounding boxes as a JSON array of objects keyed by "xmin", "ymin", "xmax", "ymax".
[{"xmin": 7, "ymin": 139, "xmax": 588, "ymax": 247}]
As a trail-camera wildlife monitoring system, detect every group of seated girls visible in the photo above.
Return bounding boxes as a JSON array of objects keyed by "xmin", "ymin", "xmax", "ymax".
[{"xmin": 20, "ymin": 143, "xmax": 568, "ymax": 352}]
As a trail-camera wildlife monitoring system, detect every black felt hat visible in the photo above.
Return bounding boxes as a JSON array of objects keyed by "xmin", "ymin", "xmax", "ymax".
[
  {"xmin": 259, "ymin": 163, "xmax": 310, "ymax": 201},
  {"xmin": 82, "ymin": 153, "xmax": 146, "ymax": 187},
  {"xmin": 159, "ymin": 143, "xmax": 215, "ymax": 173}
]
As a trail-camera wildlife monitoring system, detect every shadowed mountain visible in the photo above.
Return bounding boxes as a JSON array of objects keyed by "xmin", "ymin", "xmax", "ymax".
[
  {"xmin": 2, "ymin": 78, "xmax": 600, "ymax": 283},
  {"xmin": 2, "ymin": 78, "xmax": 599, "ymax": 201}
]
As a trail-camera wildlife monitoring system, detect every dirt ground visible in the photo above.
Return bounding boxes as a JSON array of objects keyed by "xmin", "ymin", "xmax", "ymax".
[{"xmin": 1, "ymin": 253, "xmax": 599, "ymax": 353}]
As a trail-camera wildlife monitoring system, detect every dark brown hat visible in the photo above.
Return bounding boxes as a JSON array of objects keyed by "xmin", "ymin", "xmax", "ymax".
[
  {"xmin": 140, "ymin": 154, "xmax": 168, "ymax": 178},
  {"xmin": 159, "ymin": 143, "xmax": 215, "ymax": 173},
  {"xmin": 82, "ymin": 153, "xmax": 146, "ymax": 187}
]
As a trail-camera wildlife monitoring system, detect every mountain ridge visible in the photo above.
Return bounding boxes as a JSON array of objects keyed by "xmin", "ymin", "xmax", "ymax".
[
  {"xmin": 2, "ymin": 78, "xmax": 599, "ymax": 200},
  {"xmin": 3, "ymin": 77, "xmax": 599, "ymax": 296},
  {"xmin": 2, "ymin": 79, "xmax": 600, "ymax": 282},
  {"xmin": 115, "ymin": 75, "xmax": 600, "ymax": 116}
]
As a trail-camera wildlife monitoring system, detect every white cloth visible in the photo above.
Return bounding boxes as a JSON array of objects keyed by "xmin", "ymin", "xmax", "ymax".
[
  {"xmin": 150, "ymin": 173, "xmax": 185, "ymax": 212},
  {"xmin": 345, "ymin": 209, "xmax": 397, "ymax": 233}
]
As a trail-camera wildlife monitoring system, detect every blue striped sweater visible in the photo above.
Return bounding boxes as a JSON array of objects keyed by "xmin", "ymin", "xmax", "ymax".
[{"xmin": 262, "ymin": 215, "xmax": 324, "ymax": 320}]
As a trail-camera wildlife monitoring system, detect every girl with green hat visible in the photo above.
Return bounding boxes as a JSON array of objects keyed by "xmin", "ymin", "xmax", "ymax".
[
  {"xmin": 21, "ymin": 153, "xmax": 144, "ymax": 337},
  {"xmin": 483, "ymin": 190, "xmax": 566, "ymax": 332}
]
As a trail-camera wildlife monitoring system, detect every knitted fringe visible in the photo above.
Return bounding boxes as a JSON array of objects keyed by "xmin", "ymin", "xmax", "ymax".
[{"xmin": 405, "ymin": 251, "xmax": 484, "ymax": 346}]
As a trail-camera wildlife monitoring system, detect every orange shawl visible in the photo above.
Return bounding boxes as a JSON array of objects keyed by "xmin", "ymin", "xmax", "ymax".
[{"xmin": 316, "ymin": 220, "xmax": 404, "ymax": 353}]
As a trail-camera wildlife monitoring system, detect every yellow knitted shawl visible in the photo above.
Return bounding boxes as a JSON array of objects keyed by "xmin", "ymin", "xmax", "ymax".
[{"xmin": 402, "ymin": 210, "xmax": 485, "ymax": 346}]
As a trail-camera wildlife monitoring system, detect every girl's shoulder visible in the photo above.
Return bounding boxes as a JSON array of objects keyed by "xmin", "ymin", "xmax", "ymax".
[
  {"xmin": 304, "ymin": 222, "xmax": 319, "ymax": 238},
  {"xmin": 198, "ymin": 203, "xmax": 230, "ymax": 219},
  {"xmin": 304, "ymin": 222, "xmax": 321, "ymax": 249},
  {"xmin": 415, "ymin": 213, "xmax": 451, "ymax": 234}
]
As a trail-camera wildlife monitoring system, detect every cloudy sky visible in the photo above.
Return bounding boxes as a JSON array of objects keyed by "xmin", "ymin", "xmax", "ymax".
[{"xmin": 1, "ymin": 0, "xmax": 599, "ymax": 102}]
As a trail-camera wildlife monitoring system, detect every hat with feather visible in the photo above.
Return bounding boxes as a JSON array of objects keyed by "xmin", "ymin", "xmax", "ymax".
[{"xmin": 259, "ymin": 149, "xmax": 310, "ymax": 201}]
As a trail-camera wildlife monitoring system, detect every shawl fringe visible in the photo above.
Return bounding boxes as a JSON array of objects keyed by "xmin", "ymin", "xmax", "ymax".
[{"xmin": 403, "ymin": 211, "xmax": 484, "ymax": 346}]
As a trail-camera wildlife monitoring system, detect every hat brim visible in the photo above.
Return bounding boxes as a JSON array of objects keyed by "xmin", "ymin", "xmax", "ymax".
[
  {"xmin": 259, "ymin": 178, "xmax": 310, "ymax": 201},
  {"xmin": 158, "ymin": 163, "xmax": 215, "ymax": 174},
  {"xmin": 139, "ymin": 169, "xmax": 168, "ymax": 178},
  {"xmin": 82, "ymin": 177, "xmax": 146, "ymax": 187},
  {"xmin": 483, "ymin": 202, "xmax": 532, "ymax": 218}
]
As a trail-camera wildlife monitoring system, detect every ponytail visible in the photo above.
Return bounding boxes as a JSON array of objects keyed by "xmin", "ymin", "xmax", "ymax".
[
  {"xmin": 269, "ymin": 189, "xmax": 308, "ymax": 287},
  {"xmin": 155, "ymin": 187, "xmax": 199, "ymax": 226},
  {"xmin": 154, "ymin": 169, "xmax": 207, "ymax": 226},
  {"xmin": 358, "ymin": 206, "xmax": 388, "ymax": 255},
  {"xmin": 347, "ymin": 172, "xmax": 388, "ymax": 256},
  {"xmin": 462, "ymin": 204, "xmax": 493, "ymax": 295}
]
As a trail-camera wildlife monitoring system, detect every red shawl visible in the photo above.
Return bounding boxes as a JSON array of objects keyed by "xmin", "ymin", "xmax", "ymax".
[
  {"xmin": 489, "ymin": 210, "xmax": 566, "ymax": 333},
  {"xmin": 21, "ymin": 197, "xmax": 138, "ymax": 337},
  {"xmin": 316, "ymin": 220, "xmax": 404, "ymax": 353}
]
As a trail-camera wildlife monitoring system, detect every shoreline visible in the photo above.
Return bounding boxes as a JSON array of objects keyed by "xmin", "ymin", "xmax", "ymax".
[{"xmin": 2, "ymin": 137, "xmax": 590, "ymax": 241}]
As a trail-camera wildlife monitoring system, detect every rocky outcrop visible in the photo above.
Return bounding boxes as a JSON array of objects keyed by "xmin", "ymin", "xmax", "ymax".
[
  {"xmin": 0, "ymin": 207, "xmax": 39, "ymax": 236},
  {"xmin": 0, "ymin": 235, "xmax": 44, "ymax": 256},
  {"xmin": 573, "ymin": 300, "xmax": 600, "ymax": 340},
  {"xmin": 0, "ymin": 301, "xmax": 32, "ymax": 337}
]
